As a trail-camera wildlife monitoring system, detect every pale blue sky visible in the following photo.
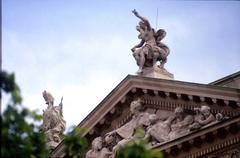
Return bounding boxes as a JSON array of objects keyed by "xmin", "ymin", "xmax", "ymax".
[{"xmin": 3, "ymin": 1, "xmax": 240, "ymax": 129}]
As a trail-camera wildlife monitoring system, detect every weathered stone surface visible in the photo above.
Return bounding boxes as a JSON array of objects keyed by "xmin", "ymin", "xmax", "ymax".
[
  {"xmin": 131, "ymin": 9, "xmax": 173, "ymax": 79},
  {"xmin": 86, "ymin": 99, "xmax": 223, "ymax": 158},
  {"xmin": 86, "ymin": 137, "xmax": 112, "ymax": 158},
  {"xmin": 189, "ymin": 105, "xmax": 216, "ymax": 131},
  {"xmin": 139, "ymin": 66, "xmax": 174, "ymax": 79},
  {"xmin": 41, "ymin": 90, "xmax": 66, "ymax": 150},
  {"xmin": 50, "ymin": 74, "xmax": 240, "ymax": 158}
]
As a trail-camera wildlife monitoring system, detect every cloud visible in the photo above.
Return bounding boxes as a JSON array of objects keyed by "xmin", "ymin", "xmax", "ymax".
[{"xmin": 3, "ymin": 29, "xmax": 133, "ymax": 130}]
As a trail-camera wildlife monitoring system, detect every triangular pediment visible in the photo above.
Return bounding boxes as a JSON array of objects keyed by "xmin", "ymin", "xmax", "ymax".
[
  {"xmin": 153, "ymin": 115, "xmax": 240, "ymax": 158},
  {"xmin": 52, "ymin": 75, "xmax": 240, "ymax": 157}
]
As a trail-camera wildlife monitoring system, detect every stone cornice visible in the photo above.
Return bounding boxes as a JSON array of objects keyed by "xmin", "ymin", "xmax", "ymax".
[
  {"xmin": 78, "ymin": 75, "xmax": 240, "ymax": 137},
  {"xmin": 130, "ymin": 75, "xmax": 240, "ymax": 102}
]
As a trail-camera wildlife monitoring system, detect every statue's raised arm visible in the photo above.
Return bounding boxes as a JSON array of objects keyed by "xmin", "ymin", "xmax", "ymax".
[
  {"xmin": 131, "ymin": 9, "xmax": 172, "ymax": 77},
  {"xmin": 132, "ymin": 9, "xmax": 151, "ymax": 30},
  {"xmin": 131, "ymin": 9, "xmax": 157, "ymax": 73}
]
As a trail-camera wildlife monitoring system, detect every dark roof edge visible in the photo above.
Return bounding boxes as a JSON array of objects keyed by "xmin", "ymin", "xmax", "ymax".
[{"xmin": 209, "ymin": 71, "xmax": 240, "ymax": 85}]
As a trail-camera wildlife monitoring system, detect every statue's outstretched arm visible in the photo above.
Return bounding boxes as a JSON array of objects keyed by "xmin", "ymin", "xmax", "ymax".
[{"xmin": 132, "ymin": 9, "xmax": 151, "ymax": 30}]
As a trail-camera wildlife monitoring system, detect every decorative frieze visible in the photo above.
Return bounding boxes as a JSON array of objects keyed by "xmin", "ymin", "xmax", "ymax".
[{"xmin": 85, "ymin": 98, "xmax": 235, "ymax": 158}]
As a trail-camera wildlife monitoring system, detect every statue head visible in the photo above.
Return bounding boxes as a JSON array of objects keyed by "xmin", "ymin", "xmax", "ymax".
[
  {"xmin": 174, "ymin": 107, "xmax": 184, "ymax": 118},
  {"xmin": 138, "ymin": 21, "xmax": 146, "ymax": 29},
  {"xmin": 42, "ymin": 90, "xmax": 54, "ymax": 105},
  {"xmin": 104, "ymin": 134, "xmax": 114, "ymax": 145},
  {"xmin": 130, "ymin": 98, "xmax": 142, "ymax": 114},
  {"xmin": 149, "ymin": 114, "xmax": 158, "ymax": 124},
  {"xmin": 92, "ymin": 137, "xmax": 103, "ymax": 151},
  {"xmin": 200, "ymin": 105, "xmax": 211, "ymax": 117}
]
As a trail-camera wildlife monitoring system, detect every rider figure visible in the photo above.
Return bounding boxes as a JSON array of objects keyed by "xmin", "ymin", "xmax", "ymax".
[{"xmin": 131, "ymin": 9, "xmax": 158, "ymax": 73}]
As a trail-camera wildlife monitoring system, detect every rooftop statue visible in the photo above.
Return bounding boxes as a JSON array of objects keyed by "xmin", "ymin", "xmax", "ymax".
[
  {"xmin": 41, "ymin": 90, "xmax": 66, "ymax": 150},
  {"xmin": 131, "ymin": 9, "xmax": 170, "ymax": 74}
]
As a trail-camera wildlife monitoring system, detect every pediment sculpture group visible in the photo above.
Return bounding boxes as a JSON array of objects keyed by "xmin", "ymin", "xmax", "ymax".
[{"xmin": 86, "ymin": 98, "xmax": 225, "ymax": 158}]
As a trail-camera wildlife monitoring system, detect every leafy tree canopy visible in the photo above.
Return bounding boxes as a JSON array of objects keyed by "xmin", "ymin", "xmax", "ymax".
[
  {"xmin": 64, "ymin": 126, "xmax": 89, "ymax": 158},
  {"xmin": 116, "ymin": 141, "xmax": 163, "ymax": 158},
  {"xmin": 1, "ymin": 71, "xmax": 49, "ymax": 158}
]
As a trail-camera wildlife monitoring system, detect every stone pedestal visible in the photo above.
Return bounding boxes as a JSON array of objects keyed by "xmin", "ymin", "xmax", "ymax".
[{"xmin": 138, "ymin": 67, "xmax": 174, "ymax": 80}]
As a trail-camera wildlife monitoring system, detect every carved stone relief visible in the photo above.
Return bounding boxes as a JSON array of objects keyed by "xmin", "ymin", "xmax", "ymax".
[
  {"xmin": 86, "ymin": 98, "xmax": 226, "ymax": 158},
  {"xmin": 86, "ymin": 137, "xmax": 112, "ymax": 158}
]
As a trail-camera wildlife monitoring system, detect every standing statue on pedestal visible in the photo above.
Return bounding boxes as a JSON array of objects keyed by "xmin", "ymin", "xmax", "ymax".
[
  {"xmin": 131, "ymin": 9, "xmax": 170, "ymax": 74},
  {"xmin": 41, "ymin": 90, "xmax": 66, "ymax": 150}
]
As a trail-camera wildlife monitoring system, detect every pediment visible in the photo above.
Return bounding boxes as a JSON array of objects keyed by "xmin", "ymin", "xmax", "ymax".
[
  {"xmin": 153, "ymin": 116, "xmax": 240, "ymax": 158},
  {"xmin": 51, "ymin": 75, "xmax": 240, "ymax": 157}
]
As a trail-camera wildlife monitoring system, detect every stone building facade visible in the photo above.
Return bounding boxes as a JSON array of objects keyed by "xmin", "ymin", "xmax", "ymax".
[{"xmin": 51, "ymin": 71, "xmax": 240, "ymax": 158}]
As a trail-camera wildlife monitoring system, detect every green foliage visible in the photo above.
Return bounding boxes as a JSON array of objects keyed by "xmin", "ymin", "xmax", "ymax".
[
  {"xmin": 1, "ymin": 71, "xmax": 49, "ymax": 158},
  {"xmin": 1, "ymin": 70, "xmax": 164, "ymax": 158},
  {"xmin": 116, "ymin": 141, "xmax": 163, "ymax": 158},
  {"xmin": 64, "ymin": 127, "xmax": 89, "ymax": 158},
  {"xmin": 1, "ymin": 71, "xmax": 22, "ymax": 104},
  {"xmin": 116, "ymin": 128, "xmax": 163, "ymax": 158}
]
